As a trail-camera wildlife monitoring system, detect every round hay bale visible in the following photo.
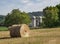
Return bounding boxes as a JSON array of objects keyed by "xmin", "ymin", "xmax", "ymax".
[
  {"xmin": 9, "ymin": 24, "xmax": 30, "ymax": 37},
  {"xmin": 20, "ymin": 24, "xmax": 30, "ymax": 37}
]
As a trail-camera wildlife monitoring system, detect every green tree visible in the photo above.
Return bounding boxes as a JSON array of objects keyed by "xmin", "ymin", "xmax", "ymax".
[
  {"xmin": 56, "ymin": 4, "xmax": 60, "ymax": 24},
  {"xmin": 43, "ymin": 6, "xmax": 59, "ymax": 27},
  {"xmin": 5, "ymin": 9, "xmax": 31, "ymax": 26}
]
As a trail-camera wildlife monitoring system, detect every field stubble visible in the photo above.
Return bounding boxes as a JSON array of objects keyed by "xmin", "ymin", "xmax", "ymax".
[{"xmin": 0, "ymin": 28, "xmax": 60, "ymax": 44}]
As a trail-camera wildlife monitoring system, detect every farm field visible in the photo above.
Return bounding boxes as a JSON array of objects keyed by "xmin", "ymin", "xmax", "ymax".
[{"xmin": 0, "ymin": 28, "xmax": 60, "ymax": 44}]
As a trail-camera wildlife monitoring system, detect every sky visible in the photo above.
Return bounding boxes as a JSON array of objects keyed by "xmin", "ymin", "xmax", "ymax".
[{"xmin": 0, "ymin": 0, "xmax": 60, "ymax": 15}]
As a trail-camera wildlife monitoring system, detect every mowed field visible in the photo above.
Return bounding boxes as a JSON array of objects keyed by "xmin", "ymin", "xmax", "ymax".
[{"xmin": 0, "ymin": 28, "xmax": 60, "ymax": 44}]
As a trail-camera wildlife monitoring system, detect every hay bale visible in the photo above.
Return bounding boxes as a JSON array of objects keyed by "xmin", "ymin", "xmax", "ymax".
[
  {"xmin": 20, "ymin": 24, "xmax": 30, "ymax": 37},
  {"xmin": 9, "ymin": 24, "xmax": 30, "ymax": 37}
]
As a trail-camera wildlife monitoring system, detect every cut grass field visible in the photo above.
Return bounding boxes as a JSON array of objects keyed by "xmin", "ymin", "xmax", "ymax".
[{"xmin": 0, "ymin": 28, "xmax": 60, "ymax": 44}]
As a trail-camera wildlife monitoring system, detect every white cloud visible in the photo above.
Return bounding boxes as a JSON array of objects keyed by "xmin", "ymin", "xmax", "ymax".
[
  {"xmin": 0, "ymin": 0, "xmax": 60, "ymax": 15},
  {"xmin": 18, "ymin": 0, "xmax": 60, "ymax": 12},
  {"xmin": 20, "ymin": 0, "xmax": 30, "ymax": 3},
  {"xmin": 50, "ymin": 0, "xmax": 60, "ymax": 6}
]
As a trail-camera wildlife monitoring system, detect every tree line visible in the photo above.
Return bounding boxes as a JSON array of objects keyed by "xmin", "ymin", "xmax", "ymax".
[
  {"xmin": 43, "ymin": 4, "xmax": 60, "ymax": 28},
  {"xmin": 4, "ymin": 9, "xmax": 31, "ymax": 26},
  {"xmin": 0, "ymin": 9, "xmax": 31, "ymax": 27},
  {"xmin": 0, "ymin": 4, "xmax": 60, "ymax": 28}
]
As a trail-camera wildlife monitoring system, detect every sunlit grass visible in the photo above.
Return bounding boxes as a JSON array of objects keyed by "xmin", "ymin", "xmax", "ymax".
[{"xmin": 0, "ymin": 28, "xmax": 60, "ymax": 44}]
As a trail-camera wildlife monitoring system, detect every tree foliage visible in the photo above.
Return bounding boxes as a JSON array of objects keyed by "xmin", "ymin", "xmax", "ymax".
[
  {"xmin": 56, "ymin": 4, "xmax": 60, "ymax": 24},
  {"xmin": 5, "ymin": 9, "xmax": 31, "ymax": 26},
  {"xmin": 43, "ymin": 6, "xmax": 59, "ymax": 27}
]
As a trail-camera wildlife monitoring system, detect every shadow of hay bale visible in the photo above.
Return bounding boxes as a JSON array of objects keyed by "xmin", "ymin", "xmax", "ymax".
[{"xmin": 0, "ymin": 36, "xmax": 21, "ymax": 40}]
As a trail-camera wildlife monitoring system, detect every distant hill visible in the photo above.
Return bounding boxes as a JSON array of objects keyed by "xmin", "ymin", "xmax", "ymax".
[
  {"xmin": 0, "ymin": 15, "xmax": 5, "ymax": 20},
  {"xmin": 0, "ymin": 15, "xmax": 5, "ymax": 26}
]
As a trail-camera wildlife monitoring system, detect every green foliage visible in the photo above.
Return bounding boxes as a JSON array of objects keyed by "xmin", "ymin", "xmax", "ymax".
[
  {"xmin": 5, "ymin": 9, "xmax": 31, "ymax": 26},
  {"xmin": 43, "ymin": 6, "xmax": 59, "ymax": 27},
  {"xmin": 56, "ymin": 4, "xmax": 60, "ymax": 24}
]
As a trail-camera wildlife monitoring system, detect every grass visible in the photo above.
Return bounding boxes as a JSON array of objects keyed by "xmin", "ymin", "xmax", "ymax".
[
  {"xmin": 0, "ymin": 26, "xmax": 8, "ymax": 31},
  {"xmin": 0, "ymin": 28, "xmax": 60, "ymax": 44}
]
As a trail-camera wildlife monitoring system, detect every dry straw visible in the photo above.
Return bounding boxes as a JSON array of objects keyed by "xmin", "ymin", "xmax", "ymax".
[{"xmin": 8, "ymin": 24, "xmax": 30, "ymax": 37}]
